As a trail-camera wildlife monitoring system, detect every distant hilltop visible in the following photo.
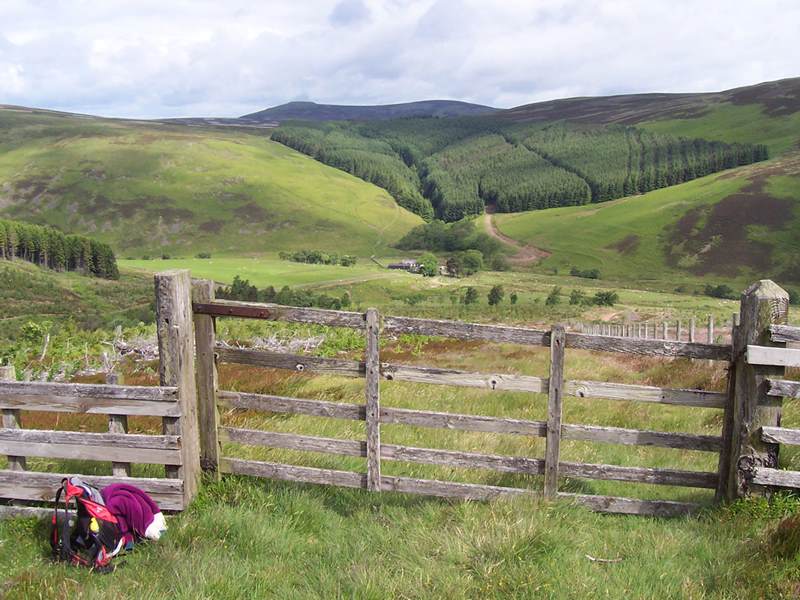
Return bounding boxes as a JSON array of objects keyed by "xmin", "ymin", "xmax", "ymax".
[{"xmin": 240, "ymin": 99, "xmax": 498, "ymax": 123}]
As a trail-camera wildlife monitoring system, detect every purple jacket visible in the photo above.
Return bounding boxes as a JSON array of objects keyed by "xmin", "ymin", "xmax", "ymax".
[{"xmin": 101, "ymin": 484, "xmax": 161, "ymax": 539}]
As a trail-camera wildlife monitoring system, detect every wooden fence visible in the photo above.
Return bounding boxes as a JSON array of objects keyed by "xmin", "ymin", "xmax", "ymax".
[
  {"xmin": 576, "ymin": 314, "xmax": 739, "ymax": 345},
  {"xmin": 0, "ymin": 270, "xmax": 201, "ymax": 518},
  {"xmin": 190, "ymin": 276, "xmax": 778, "ymax": 517},
  {"xmin": 1, "ymin": 273, "xmax": 795, "ymax": 519}
]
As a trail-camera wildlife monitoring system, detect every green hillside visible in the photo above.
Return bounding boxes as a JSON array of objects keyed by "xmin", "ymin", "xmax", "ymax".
[
  {"xmin": 0, "ymin": 108, "xmax": 422, "ymax": 257},
  {"xmin": 494, "ymin": 152, "xmax": 800, "ymax": 288}
]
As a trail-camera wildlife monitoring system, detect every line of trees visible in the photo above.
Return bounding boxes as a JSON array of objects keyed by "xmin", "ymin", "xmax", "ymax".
[
  {"xmin": 272, "ymin": 119, "xmax": 767, "ymax": 223},
  {"xmin": 0, "ymin": 219, "xmax": 119, "ymax": 279}
]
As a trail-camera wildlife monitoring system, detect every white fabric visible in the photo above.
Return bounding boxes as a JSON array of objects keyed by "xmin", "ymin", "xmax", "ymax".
[{"xmin": 144, "ymin": 512, "xmax": 167, "ymax": 540}]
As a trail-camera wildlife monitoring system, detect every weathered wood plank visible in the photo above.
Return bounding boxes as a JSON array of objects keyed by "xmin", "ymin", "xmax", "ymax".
[
  {"xmin": 558, "ymin": 493, "xmax": 700, "ymax": 517},
  {"xmin": 560, "ymin": 462, "xmax": 716, "ymax": 488},
  {"xmin": 218, "ymin": 348, "xmax": 364, "ymax": 376},
  {"xmin": 364, "ymin": 308, "xmax": 381, "ymax": 492},
  {"xmin": 380, "ymin": 475, "xmax": 530, "ymax": 500},
  {"xmin": 218, "ymin": 390, "xmax": 365, "ymax": 420},
  {"xmin": 155, "ymin": 270, "xmax": 201, "ymax": 500},
  {"xmin": 0, "ymin": 428, "xmax": 179, "ymax": 449},
  {"xmin": 564, "ymin": 333, "xmax": 730, "ymax": 361},
  {"xmin": 381, "ymin": 406, "xmax": 547, "ymax": 436},
  {"xmin": 565, "ymin": 380, "xmax": 725, "ymax": 408},
  {"xmin": 193, "ymin": 279, "xmax": 220, "ymax": 478},
  {"xmin": 0, "ymin": 441, "xmax": 181, "ymax": 465},
  {"xmin": 561, "ymin": 424, "xmax": 721, "ymax": 452},
  {"xmin": 0, "ymin": 504, "xmax": 52, "ymax": 520},
  {"xmin": 747, "ymin": 345, "xmax": 800, "ymax": 368},
  {"xmin": 219, "ymin": 349, "xmax": 719, "ymax": 405},
  {"xmin": 761, "ymin": 426, "xmax": 800, "ymax": 446},
  {"xmin": 220, "ymin": 457, "xmax": 367, "ymax": 488},
  {"xmin": 383, "ymin": 316, "xmax": 549, "ymax": 346},
  {"xmin": 770, "ymin": 324, "xmax": 800, "ymax": 344},
  {"xmin": 0, "ymin": 470, "xmax": 184, "ymax": 510},
  {"xmin": 221, "ymin": 428, "xmax": 715, "ymax": 488},
  {"xmin": 544, "ymin": 325, "xmax": 565, "ymax": 497},
  {"xmin": 220, "ymin": 457, "xmax": 702, "ymax": 514},
  {"xmin": 1, "ymin": 366, "xmax": 24, "ymax": 472},
  {"xmin": 768, "ymin": 379, "xmax": 800, "ymax": 398},
  {"xmin": 750, "ymin": 467, "xmax": 800, "ymax": 488},
  {"xmin": 381, "ymin": 364, "xmax": 547, "ymax": 393},
  {"xmin": 193, "ymin": 300, "xmax": 364, "ymax": 329}
]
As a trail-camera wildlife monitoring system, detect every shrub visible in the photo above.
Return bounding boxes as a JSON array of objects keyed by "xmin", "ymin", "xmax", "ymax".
[
  {"xmin": 787, "ymin": 288, "xmax": 799, "ymax": 306},
  {"xmin": 196, "ymin": 252, "xmax": 212, "ymax": 259},
  {"xmin": 510, "ymin": 292, "xmax": 518, "ymax": 305},
  {"xmin": 593, "ymin": 290, "xmax": 619, "ymax": 306},
  {"xmin": 488, "ymin": 285, "xmax": 505, "ymax": 306},
  {"xmin": 569, "ymin": 289, "xmax": 586, "ymax": 305},
  {"xmin": 461, "ymin": 250, "xmax": 484, "ymax": 276},
  {"xmin": 570, "ymin": 267, "xmax": 600, "ymax": 279},
  {"xmin": 704, "ymin": 284, "xmax": 737, "ymax": 300},
  {"xmin": 545, "ymin": 286, "xmax": 561, "ymax": 306},
  {"xmin": 462, "ymin": 287, "xmax": 479, "ymax": 305},
  {"xmin": 161, "ymin": 253, "xmax": 171, "ymax": 260}
]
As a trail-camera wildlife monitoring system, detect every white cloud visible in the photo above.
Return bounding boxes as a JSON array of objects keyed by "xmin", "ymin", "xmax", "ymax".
[{"xmin": 0, "ymin": 0, "xmax": 797, "ymax": 117}]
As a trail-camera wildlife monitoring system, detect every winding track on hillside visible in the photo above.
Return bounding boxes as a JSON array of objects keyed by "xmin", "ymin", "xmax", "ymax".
[{"xmin": 482, "ymin": 211, "xmax": 551, "ymax": 265}]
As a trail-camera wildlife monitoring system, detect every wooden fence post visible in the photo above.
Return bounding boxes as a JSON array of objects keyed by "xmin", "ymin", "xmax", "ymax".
[
  {"xmin": 193, "ymin": 279, "xmax": 220, "ymax": 479},
  {"xmin": 544, "ymin": 325, "xmax": 566, "ymax": 498},
  {"xmin": 365, "ymin": 308, "xmax": 381, "ymax": 492},
  {"xmin": 155, "ymin": 270, "xmax": 201, "ymax": 506},
  {"xmin": 708, "ymin": 315, "xmax": 715, "ymax": 344},
  {"xmin": 1, "ymin": 366, "xmax": 25, "ymax": 471},
  {"xmin": 106, "ymin": 372, "xmax": 131, "ymax": 477},
  {"xmin": 676, "ymin": 320, "xmax": 682, "ymax": 341},
  {"xmin": 662, "ymin": 321, "xmax": 668, "ymax": 340},
  {"xmin": 689, "ymin": 318, "xmax": 696, "ymax": 343},
  {"xmin": 717, "ymin": 280, "xmax": 789, "ymax": 501}
]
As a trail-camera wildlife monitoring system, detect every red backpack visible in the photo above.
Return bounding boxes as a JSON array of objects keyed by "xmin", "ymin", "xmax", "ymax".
[{"xmin": 50, "ymin": 477, "xmax": 125, "ymax": 572}]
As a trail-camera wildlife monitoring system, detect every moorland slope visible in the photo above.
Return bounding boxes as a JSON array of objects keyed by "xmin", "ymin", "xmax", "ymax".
[{"xmin": 0, "ymin": 108, "xmax": 422, "ymax": 258}]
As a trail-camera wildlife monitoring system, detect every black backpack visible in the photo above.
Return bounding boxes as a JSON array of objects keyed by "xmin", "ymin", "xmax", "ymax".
[{"xmin": 50, "ymin": 478, "xmax": 124, "ymax": 573}]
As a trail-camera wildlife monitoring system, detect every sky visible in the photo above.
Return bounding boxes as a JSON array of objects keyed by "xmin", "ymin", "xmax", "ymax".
[{"xmin": 0, "ymin": 0, "xmax": 798, "ymax": 119}]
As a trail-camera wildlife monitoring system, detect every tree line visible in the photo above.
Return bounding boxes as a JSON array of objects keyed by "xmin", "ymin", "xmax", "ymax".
[
  {"xmin": 0, "ymin": 219, "xmax": 119, "ymax": 279},
  {"xmin": 271, "ymin": 118, "xmax": 767, "ymax": 223}
]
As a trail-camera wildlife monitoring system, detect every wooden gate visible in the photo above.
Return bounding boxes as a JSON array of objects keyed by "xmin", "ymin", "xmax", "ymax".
[{"xmin": 190, "ymin": 277, "xmax": 767, "ymax": 517}]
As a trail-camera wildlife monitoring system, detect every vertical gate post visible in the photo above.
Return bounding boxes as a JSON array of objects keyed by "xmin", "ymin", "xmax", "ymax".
[
  {"xmin": 193, "ymin": 279, "xmax": 220, "ymax": 479},
  {"xmin": 707, "ymin": 315, "xmax": 715, "ymax": 344},
  {"xmin": 155, "ymin": 270, "xmax": 201, "ymax": 506},
  {"xmin": 717, "ymin": 280, "xmax": 789, "ymax": 501},
  {"xmin": 365, "ymin": 308, "xmax": 381, "ymax": 492},
  {"xmin": 106, "ymin": 372, "xmax": 131, "ymax": 477},
  {"xmin": 1, "ymin": 365, "xmax": 25, "ymax": 471},
  {"xmin": 544, "ymin": 325, "xmax": 566, "ymax": 498}
]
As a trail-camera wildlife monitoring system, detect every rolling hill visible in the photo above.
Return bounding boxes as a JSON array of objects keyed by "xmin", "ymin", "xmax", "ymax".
[
  {"xmin": 498, "ymin": 77, "xmax": 800, "ymax": 156},
  {"xmin": 0, "ymin": 107, "xmax": 422, "ymax": 257},
  {"xmin": 494, "ymin": 151, "xmax": 800, "ymax": 288},
  {"xmin": 241, "ymin": 99, "xmax": 498, "ymax": 123}
]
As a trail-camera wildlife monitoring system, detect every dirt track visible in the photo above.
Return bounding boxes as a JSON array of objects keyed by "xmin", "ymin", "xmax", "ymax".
[{"xmin": 482, "ymin": 212, "xmax": 550, "ymax": 265}]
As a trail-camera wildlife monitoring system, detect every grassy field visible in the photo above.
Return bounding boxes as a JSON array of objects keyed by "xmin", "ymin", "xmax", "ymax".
[
  {"xmin": 120, "ymin": 257, "xmax": 416, "ymax": 289},
  {"xmin": 495, "ymin": 153, "xmax": 800, "ymax": 291},
  {"xmin": 0, "ymin": 109, "xmax": 421, "ymax": 257}
]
